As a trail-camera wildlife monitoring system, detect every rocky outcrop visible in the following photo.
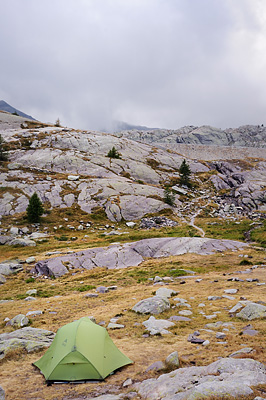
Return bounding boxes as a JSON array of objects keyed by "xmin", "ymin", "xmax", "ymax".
[
  {"xmin": 135, "ymin": 358, "xmax": 266, "ymax": 400},
  {"xmin": 114, "ymin": 124, "xmax": 266, "ymax": 148},
  {"xmin": 33, "ymin": 237, "xmax": 248, "ymax": 277},
  {"xmin": 0, "ymin": 327, "xmax": 55, "ymax": 361}
]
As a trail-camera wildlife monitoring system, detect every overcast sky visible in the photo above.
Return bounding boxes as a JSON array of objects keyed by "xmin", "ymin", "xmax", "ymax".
[{"xmin": 1, "ymin": 0, "xmax": 266, "ymax": 131}]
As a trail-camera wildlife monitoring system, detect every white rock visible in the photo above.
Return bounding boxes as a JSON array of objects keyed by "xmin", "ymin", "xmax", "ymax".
[
  {"xmin": 224, "ymin": 289, "xmax": 238, "ymax": 294},
  {"xmin": 67, "ymin": 175, "xmax": 80, "ymax": 181}
]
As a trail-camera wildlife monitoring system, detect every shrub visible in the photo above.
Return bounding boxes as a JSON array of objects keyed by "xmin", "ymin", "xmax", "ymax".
[
  {"xmin": 26, "ymin": 192, "xmax": 44, "ymax": 223},
  {"xmin": 0, "ymin": 134, "xmax": 8, "ymax": 161},
  {"xmin": 107, "ymin": 146, "xmax": 121, "ymax": 159},
  {"xmin": 164, "ymin": 186, "xmax": 175, "ymax": 206}
]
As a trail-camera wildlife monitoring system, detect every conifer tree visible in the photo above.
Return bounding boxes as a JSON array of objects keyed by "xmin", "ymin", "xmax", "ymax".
[
  {"xmin": 164, "ymin": 186, "xmax": 175, "ymax": 206},
  {"xmin": 0, "ymin": 134, "xmax": 8, "ymax": 161},
  {"xmin": 26, "ymin": 193, "xmax": 44, "ymax": 223},
  {"xmin": 107, "ymin": 146, "xmax": 120, "ymax": 159},
  {"xmin": 179, "ymin": 159, "xmax": 191, "ymax": 187}
]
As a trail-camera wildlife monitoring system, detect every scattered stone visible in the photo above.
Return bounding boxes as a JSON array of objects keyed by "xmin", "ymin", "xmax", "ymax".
[
  {"xmin": 0, "ymin": 386, "xmax": 4, "ymax": 400},
  {"xmin": 178, "ymin": 310, "xmax": 192, "ymax": 316},
  {"xmin": 146, "ymin": 361, "xmax": 165, "ymax": 372},
  {"xmin": 143, "ymin": 316, "xmax": 175, "ymax": 335},
  {"xmin": 9, "ymin": 238, "xmax": 36, "ymax": 247},
  {"xmin": 84, "ymin": 293, "xmax": 98, "ymax": 298},
  {"xmin": 6, "ymin": 314, "xmax": 29, "ymax": 328},
  {"xmin": 188, "ymin": 334, "xmax": 205, "ymax": 344},
  {"xmin": 169, "ymin": 315, "xmax": 191, "ymax": 322},
  {"xmin": 123, "ymin": 378, "xmax": 132, "ymax": 387},
  {"xmin": 155, "ymin": 287, "xmax": 177, "ymax": 298},
  {"xmin": 67, "ymin": 175, "xmax": 79, "ymax": 181},
  {"xmin": 26, "ymin": 310, "xmax": 43, "ymax": 317},
  {"xmin": 26, "ymin": 289, "xmax": 37, "ymax": 296},
  {"xmin": 107, "ymin": 323, "xmax": 125, "ymax": 329},
  {"xmin": 165, "ymin": 351, "xmax": 179, "ymax": 369},
  {"xmin": 208, "ymin": 296, "xmax": 222, "ymax": 301},
  {"xmin": 96, "ymin": 286, "xmax": 109, "ymax": 293},
  {"xmin": 132, "ymin": 296, "xmax": 170, "ymax": 315},
  {"xmin": 229, "ymin": 347, "xmax": 254, "ymax": 357},
  {"xmin": 0, "ymin": 274, "xmax": 6, "ymax": 284},
  {"xmin": 242, "ymin": 324, "xmax": 259, "ymax": 336},
  {"xmin": 236, "ymin": 302, "xmax": 266, "ymax": 320},
  {"xmin": 216, "ymin": 332, "xmax": 226, "ymax": 339},
  {"xmin": 24, "ymin": 296, "xmax": 37, "ymax": 301},
  {"xmin": 0, "ymin": 261, "xmax": 23, "ymax": 276},
  {"xmin": 139, "ymin": 216, "xmax": 178, "ymax": 230},
  {"xmin": 25, "ymin": 256, "xmax": 36, "ymax": 264},
  {"xmin": 222, "ymin": 295, "xmax": 235, "ymax": 300},
  {"xmin": 125, "ymin": 222, "xmax": 136, "ymax": 228},
  {"xmin": 224, "ymin": 289, "xmax": 238, "ymax": 294}
]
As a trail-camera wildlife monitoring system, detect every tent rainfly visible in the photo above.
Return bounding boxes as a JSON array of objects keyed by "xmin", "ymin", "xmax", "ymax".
[{"xmin": 33, "ymin": 317, "xmax": 133, "ymax": 383}]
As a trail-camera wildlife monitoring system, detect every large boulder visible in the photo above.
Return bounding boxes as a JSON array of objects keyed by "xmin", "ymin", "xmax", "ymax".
[
  {"xmin": 143, "ymin": 316, "xmax": 175, "ymax": 335},
  {"xmin": 132, "ymin": 296, "xmax": 170, "ymax": 315},
  {"xmin": 0, "ymin": 327, "xmax": 55, "ymax": 361},
  {"xmin": 236, "ymin": 302, "xmax": 266, "ymax": 320},
  {"xmin": 135, "ymin": 358, "xmax": 266, "ymax": 400}
]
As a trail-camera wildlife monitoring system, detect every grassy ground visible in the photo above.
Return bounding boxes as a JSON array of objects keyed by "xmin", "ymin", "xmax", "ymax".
[{"xmin": 0, "ymin": 217, "xmax": 266, "ymax": 399}]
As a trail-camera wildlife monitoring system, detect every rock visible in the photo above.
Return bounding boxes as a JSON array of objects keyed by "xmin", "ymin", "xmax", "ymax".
[
  {"xmin": 0, "ymin": 261, "xmax": 23, "ymax": 275},
  {"xmin": 26, "ymin": 289, "xmax": 37, "ymax": 296},
  {"xmin": 188, "ymin": 381, "xmax": 253, "ymax": 399},
  {"xmin": 143, "ymin": 316, "xmax": 175, "ymax": 335},
  {"xmin": 188, "ymin": 334, "xmax": 205, "ymax": 344},
  {"xmin": 25, "ymin": 256, "xmax": 36, "ymax": 264},
  {"xmin": 24, "ymin": 296, "xmax": 37, "ymax": 301},
  {"xmin": 229, "ymin": 347, "xmax": 254, "ymax": 357},
  {"xmin": 208, "ymin": 296, "xmax": 222, "ymax": 301},
  {"xmin": 0, "ymin": 386, "xmax": 4, "ymax": 400},
  {"xmin": 10, "ymin": 226, "xmax": 19, "ymax": 235},
  {"xmin": 26, "ymin": 310, "xmax": 43, "ymax": 317},
  {"xmin": 242, "ymin": 324, "xmax": 258, "ymax": 336},
  {"xmin": 123, "ymin": 378, "xmax": 132, "ymax": 387},
  {"xmin": 165, "ymin": 351, "xmax": 179, "ymax": 369},
  {"xmin": 107, "ymin": 323, "xmax": 125, "ymax": 329},
  {"xmin": 155, "ymin": 287, "xmax": 177, "ymax": 298},
  {"xmin": 9, "ymin": 238, "xmax": 36, "ymax": 247},
  {"xmin": 0, "ymin": 327, "xmax": 55, "ymax": 361},
  {"xmin": 236, "ymin": 302, "xmax": 266, "ymax": 320},
  {"xmin": 0, "ymin": 274, "xmax": 6, "ymax": 284},
  {"xmin": 224, "ymin": 288, "xmax": 238, "ymax": 294},
  {"xmin": 132, "ymin": 296, "xmax": 170, "ymax": 315},
  {"xmin": 169, "ymin": 316, "xmax": 191, "ymax": 322},
  {"xmin": 125, "ymin": 222, "xmax": 136, "ymax": 228},
  {"xmin": 32, "ymin": 237, "xmax": 248, "ymax": 277},
  {"xmin": 96, "ymin": 286, "xmax": 109, "ymax": 293},
  {"xmin": 139, "ymin": 216, "xmax": 178, "ymax": 229},
  {"xmin": 216, "ymin": 332, "xmax": 226, "ymax": 339},
  {"xmin": 179, "ymin": 310, "xmax": 192, "ymax": 316},
  {"xmin": 146, "ymin": 361, "xmax": 165, "ymax": 372},
  {"xmin": 135, "ymin": 357, "xmax": 266, "ymax": 400},
  {"xmin": 6, "ymin": 314, "xmax": 29, "ymax": 328},
  {"xmin": 67, "ymin": 175, "xmax": 79, "ymax": 181},
  {"xmin": 84, "ymin": 293, "xmax": 98, "ymax": 298}
]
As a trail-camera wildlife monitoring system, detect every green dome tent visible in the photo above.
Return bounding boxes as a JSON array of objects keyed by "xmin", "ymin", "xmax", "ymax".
[{"xmin": 33, "ymin": 317, "xmax": 133, "ymax": 383}]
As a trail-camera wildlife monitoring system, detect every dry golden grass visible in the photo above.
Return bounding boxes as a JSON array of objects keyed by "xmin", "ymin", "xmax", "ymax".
[
  {"xmin": 0, "ymin": 218, "xmax": 266, "ymax": 399},
  {"xmin": 0, "ymin": 246, "xmax": 266, "ymax": 399}
]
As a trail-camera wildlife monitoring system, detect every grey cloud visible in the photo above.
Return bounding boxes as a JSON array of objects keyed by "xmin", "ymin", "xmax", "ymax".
[{"xmin": 0, "ymin": 0, "xmax": 266, "ymax": 130}]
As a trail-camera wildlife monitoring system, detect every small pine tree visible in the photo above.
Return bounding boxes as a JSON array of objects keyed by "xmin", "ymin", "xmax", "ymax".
[
  {"xmin": 26, "ymin": 193, "xmax": 44, "ymax": 223},
  {"xmin": 179, "ymin": 159, "xmax": 191, "ymax": 187},
  {"xmin": 107, "ymin": 146, "xmax": 120, "ymax": 159},
  {"xmin": 0, "ymin": 134, "xmax": 8, "ymax": 161},
  {"xmin": 55, "ymin": 118, "xmax": 61, "ymax": 127},
  {"xmin": 164, "ymin": 186, "xmax": 175, "ymax": 206}
]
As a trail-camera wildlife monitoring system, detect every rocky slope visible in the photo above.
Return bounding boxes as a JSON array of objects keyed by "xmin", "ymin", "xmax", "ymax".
[
  {"xmin": 114, "ymin": 124, "xmax": 266, "ymax": 148},
  {"xmin": 0, "ymin": 113, "xmax": 265, "ymax": 225}
]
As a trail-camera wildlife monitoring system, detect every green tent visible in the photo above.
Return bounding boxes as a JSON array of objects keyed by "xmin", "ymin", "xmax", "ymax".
[{"xmin": 33, "ymin": 317, "xmax": 132, "ymax": 383}]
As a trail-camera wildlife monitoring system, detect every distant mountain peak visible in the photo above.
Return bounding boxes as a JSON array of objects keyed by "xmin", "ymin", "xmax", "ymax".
[{"xmin": 0, "ymin": 100, "xmax": 35, "ymax": 120}]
